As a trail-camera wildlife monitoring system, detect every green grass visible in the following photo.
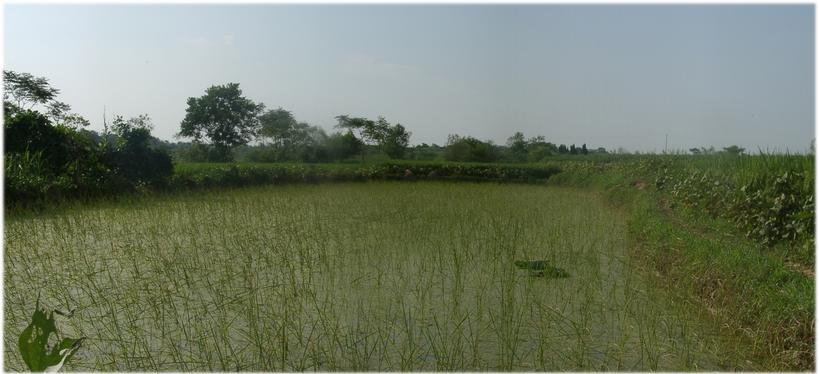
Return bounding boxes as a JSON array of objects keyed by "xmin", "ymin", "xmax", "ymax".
[
  {"xmin": 546, "ymin": 163, "xmax": 814, "ymax": 370},
  {"xmin": 4, "ymin": 182, "xmax": 747, "ymax": 371}
]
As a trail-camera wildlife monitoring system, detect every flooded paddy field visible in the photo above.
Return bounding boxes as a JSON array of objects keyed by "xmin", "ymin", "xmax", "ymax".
[{"xmin": 5, "ymin": 182, "xmax": 748, "ymax": 370}]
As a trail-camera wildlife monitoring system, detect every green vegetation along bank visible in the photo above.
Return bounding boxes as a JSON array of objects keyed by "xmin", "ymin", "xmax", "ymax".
[{"xmin": 546, "ymin": 154, "xmax": 814, "ymax": 370}]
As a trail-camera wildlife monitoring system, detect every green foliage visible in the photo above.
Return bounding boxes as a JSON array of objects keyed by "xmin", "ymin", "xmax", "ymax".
[
  {"xmin": 178, "ymin": 83, "xmax": 264, "ymax": 160},
  {"xmin": 443, "ymin": 134, "xmax": 499, "ymax": 162},
  {"xmin": 407, "ymin": 143, "xmax": 444, "ymax": 161},
  {"xmin": 333, "ymin": 115, "xmax": 410, "ymax": 159},
  {"xmin": 169, "ymin": 161, "xmax": 561, "ymax": 190},
  {"xmin": 3, "ymin": 70, "xmax": 89, "ymax": 127},
  {"xmin": 259, "ymin": 107, "xmax": 298, "ymax": 145},
  {"xmin": 326, "ymin": 131, "xmax": 364, "ymax": 161},
  {"xmin": 18, "ymin": 301, "xmax": 84, "ymax": 372},
  {"xmin": 722, "ymin": 145, "xmax": 745, "ymax": 155},
  {"xmin": 546, "ymin": 157, "xmax": 814, "ymax": 369},
  {"xmin": 376, "ymin": 120, "xmax": 410, "ymax": 159},
  {"xmin": 5, "ymin": 151, "xmax": 50, "ymax": 202},
  {"xmin": 3, "ymin": 71, "xmax": 175, "ymax": 207},
  {"xmin": 255, "ymin": 108, "xmax": 331, "ymax": 162},
  {"xmin": 506, "ymin": 132, "xmax": 527, "ymax": 162},
  {"xmin": 513, "ymin": 260, "xmax": 570, "ymax": 278},
  {"xmin": 108, "ymin": 115, "xmax": 173, "ymax": 187},
  {"xmin": 4, "ymin": 110, "xmax": 113, "ymax": 205},
  {"xmin": 173, "ymin": 142, "xmax": 231, "ymax": 163},
  {"xmin": 649, "ymin": 156, "xmax": 814, "ymax": 250}
]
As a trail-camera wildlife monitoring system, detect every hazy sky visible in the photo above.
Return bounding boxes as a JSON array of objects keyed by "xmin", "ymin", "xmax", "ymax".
[{"xmin": 4, "ymin": 4, "xmax": 815, "ymax": 152}]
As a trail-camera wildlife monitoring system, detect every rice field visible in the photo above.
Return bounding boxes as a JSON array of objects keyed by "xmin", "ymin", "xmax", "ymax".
[{"xmin": 5, "ymin": 182, "xmax": 751, "ymax": 370}]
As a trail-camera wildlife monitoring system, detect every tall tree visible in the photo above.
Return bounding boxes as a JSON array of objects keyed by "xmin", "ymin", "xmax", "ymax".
[
  {"xmin": 380, "ymin": 122, "xmax": 411, "ymax": 159},
  {"xmin": 506, "ymin": 132, "xmax": 528, "ymax": 162},
  {"xmin": 3, "ymin": 70, "xmax": 89, "ymax": 127},
  {"xmin": 558, "ymin": 144, "xmax": 568, "ymax": 154},
  {"xmin": 109, "ymin": 114, "xmax": 173, "ymax": 185},
  {"xmin": 178, "ymin": 83, "xmax": 264, "ymax": 161},
  {"xmin": 334, "ymin": 115, "xmax": 373, "ymax": 141},
  {"xmin": 259, "ymin": 108, "xmax": 298, "ymax": 147}
]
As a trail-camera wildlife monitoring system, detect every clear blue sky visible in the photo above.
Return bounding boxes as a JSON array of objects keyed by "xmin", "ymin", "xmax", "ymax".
[{"xmin": 4, "ymin": 4, "xmax": 815, "ymax": 152}]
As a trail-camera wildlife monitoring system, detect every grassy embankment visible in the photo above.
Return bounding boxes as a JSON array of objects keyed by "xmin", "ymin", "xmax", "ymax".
[{"xmin": 546, "ymin": 154, "xmax": 814, "ymax": 370}]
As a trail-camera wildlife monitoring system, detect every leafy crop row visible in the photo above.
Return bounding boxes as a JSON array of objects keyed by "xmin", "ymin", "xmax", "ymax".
[{"xmin": 646, "ymin": 158, "xmax": 814, "ymax": 252}]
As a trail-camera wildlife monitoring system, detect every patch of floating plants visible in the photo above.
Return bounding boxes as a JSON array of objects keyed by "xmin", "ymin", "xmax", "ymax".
[{"xmin": 514, "ymin": 259, "xmax": 569, "ymax": 278}]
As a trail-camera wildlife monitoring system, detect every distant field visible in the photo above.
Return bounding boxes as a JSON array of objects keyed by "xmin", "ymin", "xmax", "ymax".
[{"xmin": 4, "ymin": 182, "xmax": 747, "ymax": 371}]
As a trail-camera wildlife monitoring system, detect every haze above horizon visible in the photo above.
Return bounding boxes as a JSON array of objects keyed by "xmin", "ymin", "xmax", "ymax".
[{"xmin": 4, "ymin": 4, "xmax": 815, "ymax": 152}]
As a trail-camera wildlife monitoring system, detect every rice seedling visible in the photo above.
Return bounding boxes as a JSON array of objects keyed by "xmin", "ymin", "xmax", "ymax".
[{"xmin": 4, "ymin": 182, "xmax": 745, "ymax": 371}]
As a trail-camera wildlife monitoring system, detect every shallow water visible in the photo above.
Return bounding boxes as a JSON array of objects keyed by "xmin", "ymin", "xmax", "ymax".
[{"xmin": 6, "ymin": 182, "xmax": 738, "ymax": 370}]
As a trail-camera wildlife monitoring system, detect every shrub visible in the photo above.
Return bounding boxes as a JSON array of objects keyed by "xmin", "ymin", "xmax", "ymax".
[
  {"xmin": 443, "ymin": 135, "xmax": 499, "ymax": 162},
  {"xmin": 107, "ymin": 115, "xmax": 173, "ymax": 187}
]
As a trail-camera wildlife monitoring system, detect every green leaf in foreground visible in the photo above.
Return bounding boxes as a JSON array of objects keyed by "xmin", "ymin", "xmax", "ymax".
[{"xmin": 18, "ymin": 301, "xmax": 85, "ymax": 372}]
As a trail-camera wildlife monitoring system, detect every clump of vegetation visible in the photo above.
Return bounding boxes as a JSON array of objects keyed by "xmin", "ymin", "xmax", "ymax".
[
  {"xmin": 168, "ymin": 162, "xmax": 562, "ymax": 190},
  {"xmin": 645, "ymin": 155, "xmax": 814, "ymax": 255},
  {"xmin": 3, "ymin": 70, "xmax": 174, "ymax": 208},
  {"xmin": 513, "ymin": 260, "xmax": 569, "ymax": 278},
  {"xmin": 178, "ymin": 83, "xmax": 265, "ymax": 162}
]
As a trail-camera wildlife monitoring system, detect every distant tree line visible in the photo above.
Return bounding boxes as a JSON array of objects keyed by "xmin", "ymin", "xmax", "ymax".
[
  {"xmin": 170, "ymin": 82, "xmax": 609, "ymax": 163},
  {"xmin": 5, "ymin": 70, "xmax": 770, "ymax": 205},
  {"xmin": 689, "ymin": 145, "xmax": 745, "ymax": 155},
  {"xmin": 170, "ymin": 82, "xmax": 411, "ymax": 163}
]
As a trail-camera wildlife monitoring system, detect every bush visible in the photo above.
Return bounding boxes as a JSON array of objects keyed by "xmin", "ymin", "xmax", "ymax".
[
  {"xmin": 4, "ymin": 111, "xmax": 115, "ymax": 205},
  {"xmin": 443, "ymin": 135, "xmax": 499, "ymax": 163},
  {"xmin": 108, "ymin": 115, "xmax": 174, "ymax": 187},
  {"xmin": 4, "ymin": 111, "xmax": 175, "ymax": 207}
]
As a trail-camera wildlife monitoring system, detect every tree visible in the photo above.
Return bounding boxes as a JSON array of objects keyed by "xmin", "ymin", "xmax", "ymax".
[
  {"xmin": 256, "ymin": 107, "xmax": 329, "ymax": 161},
  {"xmin": 363, "ymin": 116, "xmax": 410, "ymax": 159},
  {"xmin": 334, "ymin": 115, "xmax": 410, "ymax": 159},
  {"xmin": 334, "ymin": 115, "xmax": 374, "ymax": 160},
  {"xmin": 526, "ymin": 136, "xmax": 557, "ymax": 162},
  {"xmin": 3, "ymin": 70, "xmax": 59, "ymax": 114},
  {"xmin": 380, "ymin": 123, "xmax": 411, "ymax": 159},
  {"xmin": 326, "ymin": 131, "xmax": 363, "ymax": 160},
  {"xmin": 722, "ymin": 145, "xmax": 745, "ymax": 155},
  {"xmin": 3, "ymin": 70, "xmax": 89, "ymax": 127},
  {"xmin": 444, "ymin": 134, "xmax": 498, "ymax": 162},
  {"xmin": 558, "ymin": 144, "xmax": 568, "ymax": 154},
  {"xmin": 259, "ymin": 108, "xmax": 298, "ymax": 147},
  {"xmin": 581, "ymin": 143, "xmax": 588, "ymax": 155},
  {"xmin": 178, "ymin": 83, "xmax": 264, "ymax": 161},
  {"xmin": 569, "ymin": 144, "xmax": 578, "ymax": 155},
  {"xmin": 109, "ymin": 114, "xmax": 173, "ymax": 186},
  {"xmin": 334, "ymin": 115, "xmax": 373, "ymax": 141},
  {"xmin": 364, "ymin": 116, "xmax": 390, "ymax": 145},
  {"xmin": 506, "ymin": 132, "xmax": 527, "ymax": 162}
]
